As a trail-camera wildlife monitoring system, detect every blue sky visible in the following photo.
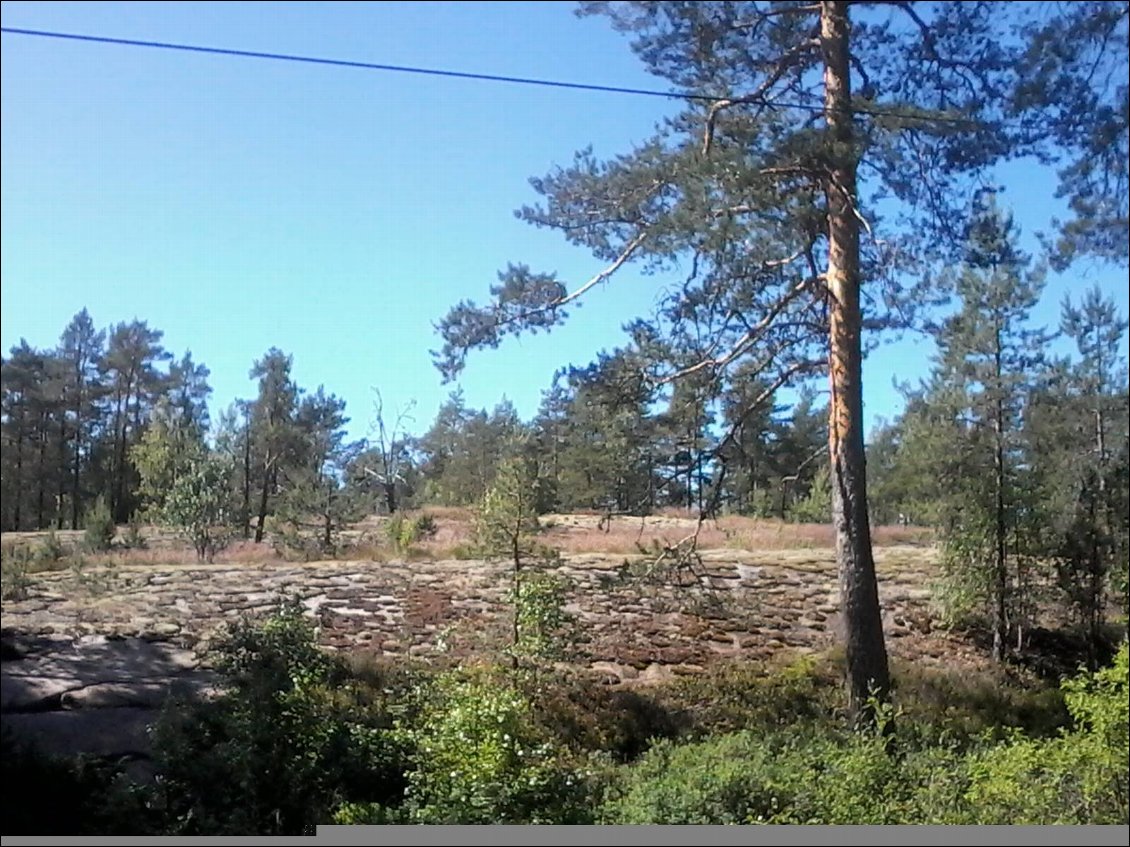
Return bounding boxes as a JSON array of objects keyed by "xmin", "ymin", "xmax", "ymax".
[{"xmin": 2, "ymin": 1, "xmax": 1127, "ymax": 443}]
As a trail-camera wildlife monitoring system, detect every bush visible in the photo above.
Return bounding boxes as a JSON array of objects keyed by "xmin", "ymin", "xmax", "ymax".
[
  {"xmin": 401, "ymin": 664, "xmax": 594, "ymax": 824},
  {"xmin": 603, "ymin": 645, "xmax": 1130, "ymax": 825},
  {"xmin": 662, "ymin": 654, "xmax": 838, "ymax": 735},
  {"xmin": 123, "ymin": 519, "xmax": 147, "ymax": 550},
  {"xmin": 1, "ymin": 544, "xmax": 33, "ymax": 601},
  {"xmin": 149, "ymin": 600, "xmax": 410, "ymax": 834},
  {"xmin": 600, "ymin": 731, "xmax": 809, "ymax": 824},
  {"xmin": 789, "ymin": 467, "xmax": 832, "ymax": 524},
  {"xmin": 509, "ymin": 567, "xmax": 577, "ymax": 665},
  {"xmin": 385, "ymin": 513, "xmax": 438, "ymax": 554},
  {"xmin": 270, "ymin": 522, "xmax": 324, "ymax": 562},
  {"xmin": 600, "ymin": 724, "xmax": 974, "ymax": 825},
  {"xmin": 527, "ymin": 673, "xmax": 685, "ymax": 762},
  {"xmin": 83, "ymin": 498, "xmax": 116, "ymax": 552},
  {"xmin": 34, "ymin": 530, "xmax": 67, "ymax": 566},
  {"xmin": 161, "ymin": 455, "xmax": 233, "ymax": 562},
  {"xmin": 962, "ymin": 642, "xmax": 1129, "ymax": 824}
]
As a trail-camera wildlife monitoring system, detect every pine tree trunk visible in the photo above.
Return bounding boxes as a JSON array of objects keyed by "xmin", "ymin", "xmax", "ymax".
[
  {"xmin": 56, "ymin": 428, "xmax": 67, "ymax": 530},
  {"xmin": 72, "ymin": 371, "xmax": 84, "ymax": 530},
  {"xmin": 255, "ymin": 459, "xmax": 273, "ymax": 543},
  {"xmin": 992, "ymin": 329, "xmax": 1008, "ymax": 662},
  {"xmin": 37, "ymin": 414, "xmax": 47, "ymax": 529},
  {"xmin": 821, "ymin": 0, "xmax": 891, "ymax": 719},
  {"xmin": 242, "ymin": 410, "xmax": 252, "ymax": 539},
  {"xmin": 72, "ymin": 416, "xmax": 82, "ymax": 530},
  {"xmin": 14, "ymin": 416, "xmax": 24, "ymax": 531},
  {"xmin": 1085, "ymin": 400, "xmax": 1108, "ymax": 664}
]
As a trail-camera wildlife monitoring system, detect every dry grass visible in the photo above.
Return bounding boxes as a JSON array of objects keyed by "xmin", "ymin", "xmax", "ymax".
[
  {"xmin": 0, "ymin": 511, "xmax": 935, "ymax": 571},
  {"xmin": 537, "ymin": 512, "xmax": 934, "ymax": 555}
]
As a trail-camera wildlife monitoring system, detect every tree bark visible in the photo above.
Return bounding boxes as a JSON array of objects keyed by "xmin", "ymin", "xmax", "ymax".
[
  {"xmin": 71, "ymin": 362, "xmax": 85, "ymax": 530},
  {"xmin": 56, "ymin": 425, "xmax": 67, "ymax": 530},
  {"xmin": 36, "ymin": 413, "xmax": 47, "ymax": 529},
  {"xmin": 992, "ymin": 339, "xmax": 1008, "ymax": 662},
  {"xmin": 821, "ymin": 0, "xmax": 891, "ymax": 719},
  {"xmin": 72, "ymin": 412, "xmax": 82, "ymax": 530},
  {"xmin": 254, "ymin": 460, "xmax": 273, "ymax": 543},
  {"xmin": 14, "ymin": 412, "xmax": 24, "ymax": 531},
  {"xmin": 242, "ymin": 407, "xmax": 252, "ymax": 539}
]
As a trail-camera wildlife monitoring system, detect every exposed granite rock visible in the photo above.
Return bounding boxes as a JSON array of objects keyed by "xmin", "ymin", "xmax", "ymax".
[{"xmin": 2, "ymin": 544, "xmax": 967, "ymax": 766}]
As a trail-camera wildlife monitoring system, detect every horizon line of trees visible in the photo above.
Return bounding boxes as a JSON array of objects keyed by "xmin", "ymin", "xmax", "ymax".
[{"xmin": 2, "ymin": 204, "xmax": 1127, "ymax": 661}]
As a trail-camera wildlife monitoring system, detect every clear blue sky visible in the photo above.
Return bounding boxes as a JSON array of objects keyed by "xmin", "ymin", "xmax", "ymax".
[{"xmin": 3, "ymin": 1, "xmax": 1127, "ymax": 443}]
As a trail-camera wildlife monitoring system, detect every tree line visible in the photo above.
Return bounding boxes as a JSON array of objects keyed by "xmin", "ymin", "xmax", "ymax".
[{"xmin": 0, "ymin": 309, "xmax": 835, "ymax": 539}]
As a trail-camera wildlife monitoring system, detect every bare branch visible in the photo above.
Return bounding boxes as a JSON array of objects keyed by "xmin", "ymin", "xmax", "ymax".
[
  {"xmin": 701, "ymin": 36, "xmax": 821, "ymax": 154},
  {"xmin": 551, "ymin": 231, "xmax": 648, "ymax": 309},
  {"xmin": 658, "ymin": 271, "xmax": 820, "ymax": 384},
  {"xmin": 702, "ymin": 98, "xmax": 734, "ymax": 154}
]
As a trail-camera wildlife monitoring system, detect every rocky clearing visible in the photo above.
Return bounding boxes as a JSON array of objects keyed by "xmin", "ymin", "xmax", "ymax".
[{"xmin": 1, "ymin": 521, "xmax": 974, "ymax": 769}]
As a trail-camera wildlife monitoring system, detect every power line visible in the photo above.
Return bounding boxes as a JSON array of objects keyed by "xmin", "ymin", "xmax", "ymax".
[
  {"xmin": 1, "ymin": 26, "xmax": 721, "ymax": 103},
  {"xmin": 1, "ymin": 25, "xmax": 981, "ymax": 126}
]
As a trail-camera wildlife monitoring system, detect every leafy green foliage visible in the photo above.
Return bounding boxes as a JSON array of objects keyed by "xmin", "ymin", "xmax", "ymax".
[
  {"xmin": 474, "ymin": 454, "xmax": 541, "ymax": 563},
  {"xmin": 150, "ymin": 600, "xmax": 410, "ymax": 835},
  {"xmin": 132, "ymin": 407, "xmax": 206, "ymax": 517},
  {"xmin": 603, "ymin": 645, "xmax": 1130, "ymax": 825},
  {"xmin": 663, "ymin": 655, "xmax": 837, "ymax": 734},
  {"xmin": 601, "ymin": 730, "xmax": 808, "ymax": 824},
  {"xmin": 0, "ymin": 543, "xmax": 34, "ymax": 601},
  {"xmin": 415, "ymin": 393, "xmax": 527, "ymax": 507},
  {"xmin": 963, "ymin": 643, "xmax": 1129, "ymax": 823},
  {"xmin": 400, "ymin": 664, "xmax": 593, "ymax": 824},
  {"xmin": 160, "ymin": 453, "xmax": 234, "ymax": 562},
  {"xmin": 508, "ymin": 567, "xmax": 577, "ymax": 663},
  {"xmin": 385, "ymin": 513, "xmax": 438, "ymax": 554}
]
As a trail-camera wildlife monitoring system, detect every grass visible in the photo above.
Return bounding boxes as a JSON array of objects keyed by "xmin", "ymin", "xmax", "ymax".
[
  {"xmin": 2, "ymin": 511, "xmax": 932, "ymax": 572},
  {"xmin": 538, "ymin": 512, "xmax": 933, "ymax": 556}
]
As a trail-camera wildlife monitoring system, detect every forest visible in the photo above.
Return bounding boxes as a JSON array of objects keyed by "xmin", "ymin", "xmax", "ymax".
[{"xmin": 1, "ymin": 0, "xmax": 1128, "ymax": 834}]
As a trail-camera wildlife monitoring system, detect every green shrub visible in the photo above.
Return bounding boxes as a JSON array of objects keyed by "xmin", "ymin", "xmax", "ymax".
[
  {"xmin": 509, "ymin": 568, "xmax": 577, "ymax": 664},
  {"xmin": 662, "ymin": 654, "xmax": 838, "ymax": 734},
  {"xmin": 412, "ymin": 513, "xmax": 438, "ymax": 540},
  {"xmin": 385, "ymin": 513, "xmax": 437, "ymax": 554},
  {"xmin": 527, "ymin": 673, "xmax": 685, "ymax": 762},
  {"xmin": 788, "ymin": 467, "xmax": 832, "ymax": 524},
  {"xmin": 149, "ymin": 600, "xmax": 410, "ymax": 835},
  {"xmin": 891, "ymin": 658, "xmax": 1069, "ymax": 745},
  {"xmin": 401, "ymin": 664, "xmax": 594, "ymax": 824},
  {"xmin": 962, "ymin": 643, "xmax": 1129, "ymax": 824},
  {"xmin": 329, "ymin": 801, "xmax": 406, "ymax": 825},
  {"xmin": 0, "ymin": 545, "xmax": 34, "ymax": 601},
  {"xmin": 448, "ymin": 542, "xmax": 477, "ymax": 560},
  {"xmin": 83, "ymin": 498, "xmax": 115, "ymax": 552},
  {"xmin": 123, "ymin": 519, "xmax": 147, "ymax": 550},
  {"xmin": 161, "ymin": 455, "xmax": 233, "ymax": 562},
  {"xmin": 600, "ymin": 724, "xmax": 975, "ymax": 825},
  {"xmin": 270, "ymin": 521, "xmax": 323, "ymax": 562},
  {"xmin": 600, "ymin": 731, "xmax": 810, "ymax": 824},
  {"xmin": 34, "ymin": 530, "xmax": 67, "ymax": 566}
]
